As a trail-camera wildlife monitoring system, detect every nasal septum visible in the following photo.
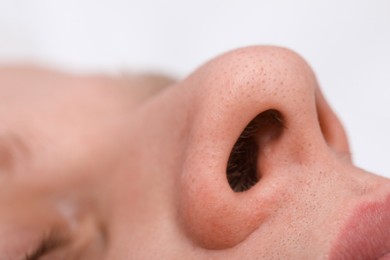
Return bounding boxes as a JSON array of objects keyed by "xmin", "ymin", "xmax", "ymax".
[{"xmin": 175, "ymin": 46, "xmax": 352, "ymax": 249}]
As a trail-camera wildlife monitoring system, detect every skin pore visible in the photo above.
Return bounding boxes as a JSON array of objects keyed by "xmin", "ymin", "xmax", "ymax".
[{"xmin": 0, "ymin": 46, "xmax": 390, "ymax": 259}]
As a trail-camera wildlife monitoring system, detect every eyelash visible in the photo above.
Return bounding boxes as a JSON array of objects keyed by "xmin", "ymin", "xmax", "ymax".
[{"xmin": 24, "ymin": 230, "xmax": 62, "ymax": 260}]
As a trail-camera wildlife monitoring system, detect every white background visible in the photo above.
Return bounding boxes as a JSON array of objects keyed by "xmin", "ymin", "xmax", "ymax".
[{"xmin": 0, "ymin": 0, "xmax": 389, "ymax": 177}]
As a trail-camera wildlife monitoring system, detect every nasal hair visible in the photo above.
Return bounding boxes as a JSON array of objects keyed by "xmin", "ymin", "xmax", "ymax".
[{"xmin": 226, "ymin": 109, "xmax": 285, "ymax": 192}]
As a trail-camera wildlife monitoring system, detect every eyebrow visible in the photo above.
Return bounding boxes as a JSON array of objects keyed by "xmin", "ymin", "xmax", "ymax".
[{"xmin": 0, "ymin": 132, "xmax": 31, "ymax": 176}]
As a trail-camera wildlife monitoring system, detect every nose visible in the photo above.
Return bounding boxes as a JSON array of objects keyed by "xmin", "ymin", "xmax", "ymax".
[{"xmin": 176, "ymin": 46, "xmax": 390, "ymax": 253}]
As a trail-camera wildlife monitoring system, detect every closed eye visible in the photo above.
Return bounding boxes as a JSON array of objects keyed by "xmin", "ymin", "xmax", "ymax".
[{"xmin": 24, "ymin": 229, "xmax": 67, "ymax": 260}]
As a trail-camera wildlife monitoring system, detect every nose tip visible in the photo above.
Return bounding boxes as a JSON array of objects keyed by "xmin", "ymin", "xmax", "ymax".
[
  {"xmin": 185, "ymin": 45, "xmax": 348, "ymax": 164},
  {"xmin": 177, "ymin": 46, "xmax": 354, "ymax": 249}
]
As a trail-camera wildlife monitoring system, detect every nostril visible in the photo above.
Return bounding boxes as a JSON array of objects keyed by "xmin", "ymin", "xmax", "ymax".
[{"xmin": 227, "ymin": 109, "xmax": 285, "ymax": 192}]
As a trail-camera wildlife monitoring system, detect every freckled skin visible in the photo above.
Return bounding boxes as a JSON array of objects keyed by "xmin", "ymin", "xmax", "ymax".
[{"xmin": 0, "ymin": 46, "xmax": 389, "ymax": 259}]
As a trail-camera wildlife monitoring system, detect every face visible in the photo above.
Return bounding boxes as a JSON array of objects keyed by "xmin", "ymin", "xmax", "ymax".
[{"xmin": 1, "ymin": 46, "xmax": 390, "ymax": 260}]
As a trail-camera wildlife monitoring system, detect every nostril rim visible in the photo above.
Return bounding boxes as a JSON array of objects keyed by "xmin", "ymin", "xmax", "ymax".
[{"xmin": 226, "ymin": 109, "xmax": 285, "ymax": 192}]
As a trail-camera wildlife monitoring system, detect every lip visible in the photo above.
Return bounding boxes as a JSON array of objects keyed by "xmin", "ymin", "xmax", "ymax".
[{"xmin": 329, "ymin": 193, "xmax": 390, "ymax": 259}]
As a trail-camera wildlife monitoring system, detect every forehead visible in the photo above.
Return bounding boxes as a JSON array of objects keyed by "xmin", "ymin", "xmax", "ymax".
[
  {"xmin": 0, "ymin": 67, "xmax": 129, "ymax": 119},
  {"xmin": 0, "ymin": 67, "xmax": 151, "ymax": 145},
  {"xmin": 0, "ymin": 67, "xmax": 135, "ymax": 179}
]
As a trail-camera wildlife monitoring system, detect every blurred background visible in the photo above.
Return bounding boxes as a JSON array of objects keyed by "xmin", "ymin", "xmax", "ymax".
[{"xmin": 0, "ymin": 0, "xmax": 389, "ymax": 177}]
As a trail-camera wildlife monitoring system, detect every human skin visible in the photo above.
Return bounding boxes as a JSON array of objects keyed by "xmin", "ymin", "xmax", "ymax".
[{"xmin": 0, "ymin": 46, "xmax": 390, "ymax": 259}]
